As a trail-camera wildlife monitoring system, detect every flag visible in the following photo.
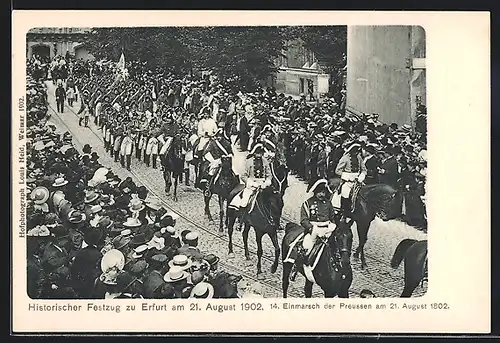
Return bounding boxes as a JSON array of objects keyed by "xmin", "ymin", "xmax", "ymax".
[{"xmin": 117, "ymin": 52, "xmax": 125, "ymax": 71}]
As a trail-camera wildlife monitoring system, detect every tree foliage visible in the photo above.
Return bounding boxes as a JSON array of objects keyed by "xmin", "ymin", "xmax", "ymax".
[{"xmin": 84, "ymin": 26, "xmax": 347, "ymax": 93}]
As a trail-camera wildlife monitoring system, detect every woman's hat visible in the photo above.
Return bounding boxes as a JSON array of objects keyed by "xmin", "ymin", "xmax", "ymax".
[
  {"xmin": 168, "ymin": 254, "xmax": 193, "ymax": 271},
  {"xmin": 52, "ymin": 177, "xmax": 68, "ymax": 187},
  {"xmin": 84, "ymin": 190, "xmax": 100, "ymax": 204},
  {"xmin": 307, "ymin": 178, "xmax": 332, "ymax": 194},
  {"xmin": 132, "ymin": 244, "xmax": 149, "ymax": 259},
  {"xmin": 189, "ymin": 282, "xmax": 214, "ymax": 299},
  {"xmin": 101, "ymin": 249, "xmax": 125, "ymax": 273},
  {"xmin": 123, "ymin": 217, "xmax": 142, "ymax": 228},
  {"xmin": 163, "ymin": 266, "xmax": 189, "ymax": 283},
  {"xmin": 67, "ymin": 210, "xmax": 86, "ymax": 224},
  {"xmin": 30, "ymin": 186, "xmax": 50, "ymax": 205}
]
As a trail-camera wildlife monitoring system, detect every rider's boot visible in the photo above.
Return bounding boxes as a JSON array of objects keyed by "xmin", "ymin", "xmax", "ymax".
[
  {"xmin": 290, "ymin": 246, "xmax": 307, "ymax": 281},
  {"xmin": 204, "ymin": 175, "xmax": 213, "ymax": 197},
  {"xmin": 184, "ymin": 168, "xmax": 190, "ymax": 186}
]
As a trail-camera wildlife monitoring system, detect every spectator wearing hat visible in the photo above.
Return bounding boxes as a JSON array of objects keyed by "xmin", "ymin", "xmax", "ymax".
[
  {"xmin": 163, "ymin": 265, "xmax": 190, "ymax": 298},
  {"xmin": 363, "ymin": 143, "xmax": 382, "ymax": 185},
  {"xmin": 177, "ymin": 232, "xmax": 203, "ymax": 260},
  {"xmin": 41, "ymin": 224, "xmax": 69, "ymax": 274},
  {"xmin": 71, "ymin": 228, "xmax": 103, "ymax": 298},
  {"xmin": 379, "ymin": 146, "xmax": 400, "ymax": 190},
  {"xmin": 113, "ymin": 271, "xmax": 144, "ymax": 299},
  {"xmin": 55, "ymin": 83, "xmax": 66, "ymax": 113},
  {"xmin": 27, "ymin": 227, "xmax": 51, "ymax": 298}
]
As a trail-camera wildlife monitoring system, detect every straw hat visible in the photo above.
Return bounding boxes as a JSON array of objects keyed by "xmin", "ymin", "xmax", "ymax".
[
  {"xmin": 189, "ymin": 282, "xmax": 214, "ymax": 299},
  {"xmin": 52, "ymin": 177, "xmax": 68, "ymax": 187},
  {"xmin": 30, "ymin": 186, "xmax": 49, "ymax": 205},
  {"xmin": 123, "ymin": 217, "xmax": 142, "ymax": 228},
  {"xmin": 168, "ymin": 254, "xmax": 193, "ymax": 271},
  {"xmin": 128, "ymin": 198, "xmax": 145, "ymax": 212},
  {"xmin": 132, "ymin": 244, "xmax": 149, "ymax": 259},
  {"xmin": 163, "ymin": 266, "xmax": 189, "ymax": 283},
  {"xmin": 100, "ymin": 249, "xmax": 125, "ymax": 273}
]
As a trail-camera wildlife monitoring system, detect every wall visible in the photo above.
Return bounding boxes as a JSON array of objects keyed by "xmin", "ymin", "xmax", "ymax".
[
  {"xmin": 346, "ymin": 26, "xmax": 414, "ymax": 126},
  {"xmin": 273, "ymin": 67, "xmax": 330, "ymax": 97}
]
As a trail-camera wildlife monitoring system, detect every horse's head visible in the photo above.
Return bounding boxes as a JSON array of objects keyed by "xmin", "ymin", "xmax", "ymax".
[
  {"xmin": 360, "ymin": 184, "xmax": 399, "ymax": 220},
  {"xmin": 331, "ymin": 221, "xmax": 353, "ymax": 268},
  {"xmin": 211, "ymin": 272, "xmax": 242, "ymax": 298},
  {"xmin": 270, "ymin": 162, "xmax": 288, "ymax": 197},
  {"xmin": 260, "ymin": 187, "xmax": 284, "ymax": 228}
]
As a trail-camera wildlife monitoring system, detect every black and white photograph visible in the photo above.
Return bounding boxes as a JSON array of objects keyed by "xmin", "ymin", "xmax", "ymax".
[{"xmin": 23, "ymin": 24, "xmax": 429, "ymax": 301}]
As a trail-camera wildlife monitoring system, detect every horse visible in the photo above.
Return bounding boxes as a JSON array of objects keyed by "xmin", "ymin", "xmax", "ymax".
[
  {"xmin": 226, "ymin": 186, "xmax": 284, "ymax": 275},
  {"xmin": 281, "ymin": 221, "xmax": 353, "ymax": 298},
  {"xmin": 210, "ymin": 271, "xmax": 243, "ymax": 298},
  {"xmin": 159, "ymin": 136, "xmax": 185, "ymax": 202},
  {"xmin": 391, "ymin": 238, "xmax": 428, "ymax": 297},
  {"xmin": 202, "ymin": 155, "xmax": 240, "ymax": 232},
  {"xmin": 328, "ymin": 178, "xmax": 400, "ymax": 269}
]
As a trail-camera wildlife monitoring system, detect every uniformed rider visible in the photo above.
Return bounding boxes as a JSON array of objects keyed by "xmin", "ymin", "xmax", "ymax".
[
  {"xmin": 237, "ymin": 143, "xmax": 272, "ymax": 211},
  {"xmin": 203, "ymin": 122, "xmax": 234, "ymax": 193},
  {"xmin": 195, "ymin": 109, "xmax": 217, "ymax": 159},
  {"xmin": 290, "ymin": 179, "xmax": 336, "ymax": 280},
  {"xmin": 335, "ymin": 142, "xmax": 367, "ymax": 224}
]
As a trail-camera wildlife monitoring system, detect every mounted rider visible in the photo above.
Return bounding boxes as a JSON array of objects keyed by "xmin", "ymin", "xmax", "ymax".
[
  {"xmin": 202, "ymin": 122, "xmax": 235, "ymax": 194},
  {"xmin": 232, "ymin": 143, "xmax": 273, "ymax": 212},
  {"xmin": 335, "ymin": 142, "xmax": 367, "ymax": 224},
  {"xmin": 259, "ymin": 124, "xmax": 278, "ymax": 160},
  {"xmin": 290, "ymin": 178, "xmax": 336, "ymax": 281},
  {"xmin": 157, "ymin": 112, "xmax": 179, "ymax": 156},
  {"xmin": 194, "ymin": 108, "xmax": 217, "ymax": 160}
]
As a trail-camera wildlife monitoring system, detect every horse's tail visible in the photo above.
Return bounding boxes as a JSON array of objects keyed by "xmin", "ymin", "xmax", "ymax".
[{"xmin": 390, "ymin": 238, "xmax": 418, "ymax": 269}]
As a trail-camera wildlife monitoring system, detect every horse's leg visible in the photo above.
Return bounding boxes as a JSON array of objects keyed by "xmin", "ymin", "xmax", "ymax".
[
  {"xmin": 218, "ymin": 195, "xmax": 224, "ymax": 234},
  {"xmin": 269, "ymin": 231, "xmax": 280, "ymax": 274},
  {"xmin": 282, "ymin": 262, "xmax": 292, "ymax": 298},
  {"xmin": 338, "ymin": 268, "xmax": 353, "ymax": 298},
  {"xmin": 401, "ymin": 255, "xmax": 421, "ymax": 297},
  {"xmin": 164, "ymin": 170, "xmax": 172, "ymax": 195},
  {"xmin": 242, "ymin": 223, "xmax": 251, "ymax": 261},
  {"xmin": 355, "ymin": 219, "xmax": 370, "ymax": 269},
  {"xmin": 204, "ymin": 193, "xmax": 213, "ymax": 222},
  {"xmin": 227, "ymin": 209, "xmax": 235, "ymax": 257},
  {"xmin": 304, "ymin": 280, "xmax": 313, "ymax": 298},
  {"xmin": 255, "ymin": 230, "xmax": 264, "ymax": 275},
  {"xmin": 173, "ymin": 175, "xmax": 178, "ymax": 202}
]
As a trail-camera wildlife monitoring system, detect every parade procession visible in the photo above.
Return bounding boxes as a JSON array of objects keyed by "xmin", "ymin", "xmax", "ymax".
[{"xmin": 24, "ymin": 26, "xmax": 428, "ymax": 300}]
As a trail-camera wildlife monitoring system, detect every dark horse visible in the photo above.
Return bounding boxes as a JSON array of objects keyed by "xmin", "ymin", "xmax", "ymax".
[
  {"xmin": 203, "ymin": 155, "xmax": 240, "ymax": 232},
  {"xmin": 160, "ymin": 136, "xmax": 185, "ymax": 202},
  {"xmin": 391, "ymin": 238, "xmax": 428, "ymax": 297},
  {"xmin": 328, "ymin": 178, "xmax": 400, "ymax": 269},
  {"xmin": 281, "ymin": 221, "xmax": 353, "ymax": 298},
  {"xmin": 226, "ymin": 186, "xmax": 284, "ymax": 275}
]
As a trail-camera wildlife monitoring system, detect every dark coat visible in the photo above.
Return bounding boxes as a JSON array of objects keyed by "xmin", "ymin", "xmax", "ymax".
[
  {"xmin": 379, "ymin": 156, "xmax": 399, "ymax": 189},
  {"xmin": 27, "ymin": 255, "xmax": 46, "ymax": 299}
]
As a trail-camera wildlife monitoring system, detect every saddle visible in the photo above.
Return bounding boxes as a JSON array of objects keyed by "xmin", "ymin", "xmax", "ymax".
[
  {"xmin": 284, "ymin": 233, "xmax": 327, "ymax": 270},
  {"xmin": 333, "ymin": 180, "xmax": 361, "ymax": 213}
]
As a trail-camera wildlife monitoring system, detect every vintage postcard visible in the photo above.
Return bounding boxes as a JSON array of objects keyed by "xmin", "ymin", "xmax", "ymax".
[{"xmin": 11, "ymin": 10, "xmax": 490, "ymax": 334}]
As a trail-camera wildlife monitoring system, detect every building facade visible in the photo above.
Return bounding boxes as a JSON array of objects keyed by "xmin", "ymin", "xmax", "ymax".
[
  {"xmin": 346, "ymin": 26, "xmax": 426, "ymax": 126},
  {"xmin": 272, "ymin": 39, "xmax": 331, "ymax": 98},
  {"xmin": 26, "ymin": 28, "xmax": 94, "ymax": 61}
]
